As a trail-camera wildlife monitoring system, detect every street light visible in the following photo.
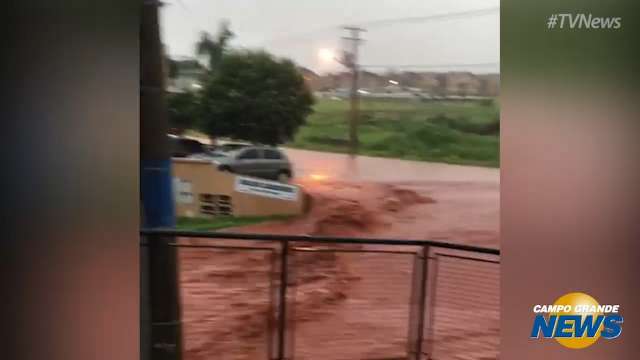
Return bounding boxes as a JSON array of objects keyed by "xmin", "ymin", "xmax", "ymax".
[
  {"xmin": 318, "ymin": 47, "xmax": 354, "ymax": 68},
  {"xmin": 318, "ymin": 48, "xmax": 337, "ymax": 63}
]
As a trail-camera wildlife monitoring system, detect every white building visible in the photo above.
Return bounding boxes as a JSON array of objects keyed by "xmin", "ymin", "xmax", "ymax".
[{"xmin": 166, "ymin": 58, "xmax": 206, "ymax": 93}]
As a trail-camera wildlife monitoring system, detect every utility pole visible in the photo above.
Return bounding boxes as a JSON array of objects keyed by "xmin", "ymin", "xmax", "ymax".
[
  {"xmin": 340, "ymin": 26, "xmax": 366, "ymax": 156},
  {"xmin": 141, "ymin": 1, "xmax": 182, "ymax": 360}
]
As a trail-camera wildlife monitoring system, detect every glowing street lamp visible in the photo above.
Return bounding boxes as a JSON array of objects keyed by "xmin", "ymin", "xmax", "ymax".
[{"xmin": 318, "ymin": 48, "xmax": 337, "ymax": 63}]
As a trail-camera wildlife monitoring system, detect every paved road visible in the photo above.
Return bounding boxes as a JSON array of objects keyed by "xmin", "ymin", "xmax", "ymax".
[
  {"xmin": 239, "ymin": 148, "xmax": 501, "ymax": 248},
  {"xmin": 284, "ymin": 148, "xmax": 499, "ymax": 184},
  {"xmin": 181, "ymin": 135, "xmax": 498, "ymax": 184}
]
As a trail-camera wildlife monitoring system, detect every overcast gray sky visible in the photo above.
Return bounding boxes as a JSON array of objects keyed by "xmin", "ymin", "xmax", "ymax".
[{"xmin": 160, "ymin": 0, "xmax": 499, "ymax": 74}]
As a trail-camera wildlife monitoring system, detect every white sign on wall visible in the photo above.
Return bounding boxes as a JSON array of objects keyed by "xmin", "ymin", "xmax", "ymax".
[
  {"xmin": 234, "ymin": 176, "xmax": 298, "ymax": 201},
  {"xmin": 173, "ymin": 177, "xmax": 194, "ymax": 204}
]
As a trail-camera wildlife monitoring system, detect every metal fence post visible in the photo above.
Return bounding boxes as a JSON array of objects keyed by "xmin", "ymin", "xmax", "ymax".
[
  {"xmin": 140, "ymin": 229, "xmax": 500, "ymax": 360},
  {"xmin": 414, "ymin": 245, "xmax": 429, "ymax": 360},
  {"xmin": 425, "ymin": 255, "xmax": 440, "ymax": 360},
  {"xmin": 276, "ymin": 240, "xmax": 289, "ymax": 360},
  {"xmin": 268, "ymin": 250, "xmax": 278, "ymax": 359},
  {"xmin": 406, "ymin": 252, "xmax": 420, "ymax": 358},
  {"xmin": 141, "ymin": 237, "xmax": 151, "ymax": 360}
]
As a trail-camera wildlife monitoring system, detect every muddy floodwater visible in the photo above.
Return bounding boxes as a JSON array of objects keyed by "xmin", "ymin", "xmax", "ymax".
[{"xmin": 178, "ymin": 150, "xmax": 499, "ymax": 360}]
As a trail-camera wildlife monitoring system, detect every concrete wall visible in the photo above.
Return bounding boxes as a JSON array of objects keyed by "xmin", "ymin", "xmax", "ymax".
[{"xmin": 172, "ymin": 158, "xmax": 304, "ymax": 218}]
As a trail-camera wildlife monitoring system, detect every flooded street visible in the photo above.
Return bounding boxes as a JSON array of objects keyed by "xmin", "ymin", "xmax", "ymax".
[
  {"xmin": 285, "ymin": 148, "xmax": 499, "ymax": 247},
  {"xmin": 285, "ymin": 148, "xmax": 499, "ymax": 184},
  {"xmin": 180, "ymin": 149, "xmax": 500, "ymax": 360}
]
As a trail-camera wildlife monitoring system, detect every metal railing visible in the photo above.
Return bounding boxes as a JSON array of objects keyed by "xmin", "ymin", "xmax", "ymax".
[{"xmin": 141, "ymin": 229, "xmax": 500, "ymax": 360}]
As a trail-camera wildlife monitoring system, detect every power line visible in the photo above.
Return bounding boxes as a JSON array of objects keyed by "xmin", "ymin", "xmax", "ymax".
[
  {"xmin": 360, "ymin": 62, "xmax": 499, "ymax": 70},
  {"xmin": 164, "ymin": 5, "xmax": 498, "ymax": 48},
  {"xmin": 261, "ymin": 26, "xmax": 339, "ymax": 45},
  {"xmin": 169, "ymin": 0, "xmax": 207, "ymax": 34},
  {"xmin": 349, "ymin": 7, "xmax": 499, "ymax": 28},
  {"xmin": 173, "ymin": 0, "xmax": 189, "ymax": 12},
  {"xmin": 164, "ymin": 4, "xmax": 499, "ymax": 72},
  {"xmin": 260, "ymin": 7, "xmax": 498, "ymax": 46}
]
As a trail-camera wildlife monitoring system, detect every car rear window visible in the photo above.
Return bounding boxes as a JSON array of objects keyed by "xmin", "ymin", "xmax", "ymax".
[
  {"xmin": 264, "ymin": 149, "xmax": 283, "ymax": 159},
  {"xmin": 221, "ymin": 144, "xmax": 247, "ymax": 152},
  {"xmin": 183, "ymin": 139, "xmax": 204, "ymax": 154},
  {"xmin": 238, "ymin": 149, "xmax": 260, "ymax": 159},
  {"xmin": 169, "ymin": 137, "xmax": 205, "ymax": 157}
]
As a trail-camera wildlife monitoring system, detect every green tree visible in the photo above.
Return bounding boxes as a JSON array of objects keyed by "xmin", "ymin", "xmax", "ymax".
[
  {"xmin": 199, "ymin": 50, "xmax": 314, "ymax": 145},
  {"xmin": 167, "ymin": 91, "xmax": 200, "ymax": 135},
  {"xmin": 196, "ymin": 20, "xmax": 234, "ymax": 72}
]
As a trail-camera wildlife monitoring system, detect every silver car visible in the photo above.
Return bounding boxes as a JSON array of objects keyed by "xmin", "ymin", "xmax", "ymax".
[{"xmin": 212, "ymin": 146, "xmax": 293, "ymax": 182}]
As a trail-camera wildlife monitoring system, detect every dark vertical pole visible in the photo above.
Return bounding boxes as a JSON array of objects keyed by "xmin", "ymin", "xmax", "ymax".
[
  {"xmin": 349, "ymin": 51, "xmax": 359, "ymax": 155},
  {"xmin": 148, "ymin": 236, "xmax": 183, "ymax": 359},
  {"xmin": 141, "ymin": 240, "xmax": 151, "ymax": 360},
  {"xmin": 341, "ymin": 26, "xmax": 365, "ymax": 156},
  {"xmin": 277, "ymin": 241, "xmax": 289, "ymax": 360},
  {"xmin": 141, "ymin": 0, "xmax": 174, "ymax": 208},
  {"xmin": 414, "ymin": 246, "xmax": 430, "ymax": 360},
  {"xmin": 141, "ymin": 0, "xmax": 181, "ymax": 359}
]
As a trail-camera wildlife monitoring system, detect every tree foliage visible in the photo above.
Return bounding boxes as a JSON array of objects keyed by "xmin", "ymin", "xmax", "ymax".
[
  {"xmin": 196, "ymin": 20, "xmax": 234, "ymax": 72},
  {"xmin": 167, "ymin": 91, "xmax": 200, "ymax": 134},
  {"xmin": 199, "ymin": 50, "xmax": 314, "ymax": 145}
]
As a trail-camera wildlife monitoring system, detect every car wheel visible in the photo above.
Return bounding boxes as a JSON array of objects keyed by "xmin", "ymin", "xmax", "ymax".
[
  {"xmin": 219, "ymin": 166, "xmax": 231, "ymax": 173},
  {"xmin": 277, "ymin": 171, "xmax": 291, "ymax": 183}
]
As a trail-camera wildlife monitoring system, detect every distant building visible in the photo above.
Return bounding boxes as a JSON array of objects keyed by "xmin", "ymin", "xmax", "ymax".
[
  {"xmin": 166, "ymin": 58, "xmax": 206, "ymax": 93},
  {"xmin": 298, "ymin": 67, "xmax": 321, "ymax": 91},
  {"xmin": 313, "ymin": 70, "xmax": 499, "ymax": 97},
  {"xmin": 317, "ymin": 72, "xmax": 350, "ymax": 91},
  {"xmin": 392, "ymin": 72, "xmax": 442, "ymax": 94},
  {"xmin": 360, "ymin": 71, "xmax": 385, "ymax": 90},
  {"xmin": 477, "ymin": 74, "xmax": 500, "ymax": 97},
  {"xmin": 442, "ymin": 72, "xmax": 483, "ymax": 96},
  {"xmin": 314, "ymin": 71, "xmax": 386, "ymax": 92}
]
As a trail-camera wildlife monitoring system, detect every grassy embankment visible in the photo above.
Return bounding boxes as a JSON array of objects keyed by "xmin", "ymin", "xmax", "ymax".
[
  {"xmin": 288, "ymin": 97, "xmax": 500, "ymax": 167},
  {"xmin": 176, "ymin": 215, "xmax": 292, "ymax": 231}
]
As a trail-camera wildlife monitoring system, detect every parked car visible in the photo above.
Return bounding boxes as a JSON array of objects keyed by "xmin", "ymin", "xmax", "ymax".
[
  {"xmin": 212, "ymin": 146, "xmax": 293, "ymax": 182},
  {"xmin": 216, "ymin": 141, "xmax": 252, "ymax": 153},
  {"xmin": 168, "ymin": 134, "xmax": 207, "ymax": 157}
]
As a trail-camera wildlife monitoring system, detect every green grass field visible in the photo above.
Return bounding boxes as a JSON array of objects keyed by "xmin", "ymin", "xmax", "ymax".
[
  {"xmin": 176, "ymin": 215, "xmax": 292, "ymax": 231},
  {"xmin": 287, "ymin": 97, "xmax": 500, "ymax": 167}
]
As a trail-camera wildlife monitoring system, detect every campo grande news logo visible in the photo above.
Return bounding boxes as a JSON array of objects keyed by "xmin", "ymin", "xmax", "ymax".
[{"xmin": 530, "ymin": 292, "xmax": 623, "ymax": 349}]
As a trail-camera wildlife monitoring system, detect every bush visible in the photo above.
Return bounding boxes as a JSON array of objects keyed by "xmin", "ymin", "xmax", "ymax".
[{"xmin": 428, "ymin": 114, "xmax": 499, "ymax": 135}]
